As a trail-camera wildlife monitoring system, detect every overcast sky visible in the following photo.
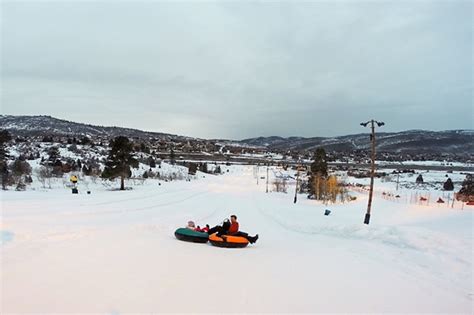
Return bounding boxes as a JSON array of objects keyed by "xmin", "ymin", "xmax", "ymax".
[{"xmin": 1, "ymin": 0, "xmax": 472, "ymax": 139}]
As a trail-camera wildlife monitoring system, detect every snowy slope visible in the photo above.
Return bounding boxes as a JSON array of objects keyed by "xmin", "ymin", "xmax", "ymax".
[{"xmin": 1, "ymin": 165, "xmax": 472, "ymax": 313}]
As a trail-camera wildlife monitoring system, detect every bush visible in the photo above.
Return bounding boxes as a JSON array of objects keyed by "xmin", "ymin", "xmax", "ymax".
[
  {"xmin": 443, "ymin": 178, "xmax": 454, "ymax": 191},
  {"xmin": 273, "ymin": 179, "xmax": 288, "ymax": 193},
  {"xmin": 37, "ymin": 166, "xmax": 53, "ymax": 189},
  {"xmin": 188, "ymin": 163, "xmax": 198, "ymax": 175},
  {"xmin": 457, "ymin": 174, "xmax": 473, "ymax": 201},
  {"xmin": 15, "ymin": 181, "xmax": 26, "ymax": 191}
]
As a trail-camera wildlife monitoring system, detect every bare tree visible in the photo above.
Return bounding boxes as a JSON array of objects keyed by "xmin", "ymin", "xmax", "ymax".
[
  {"xmin": 273, "ymin": 178, "xmax": 288, "ymax": 193},
  {"xmin": 36, "ymin": 166, "xmax": 53, "ymax": 189}
]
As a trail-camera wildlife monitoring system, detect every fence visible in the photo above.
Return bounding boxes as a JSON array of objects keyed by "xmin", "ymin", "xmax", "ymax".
[{"xmin": 347, "ymin": 184, "xmax": 467, "ymax": 210}]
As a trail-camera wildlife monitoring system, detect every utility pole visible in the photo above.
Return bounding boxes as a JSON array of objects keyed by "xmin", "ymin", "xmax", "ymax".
[
  {"xmin": 256, "ymin": 165, "xmax": 259, "ymax": 185},
  {"xmin": 396, "ymin": 171, "xmax": 400, "ymax": 191},
  {"xmin": 360, "ymin": 119, "xmax": 385, "ymax": 225},
  {"xmin": 294, "ymin": 166, "xmax": 299, "ymax": 203},
  {"xmin": 266, "ymin": 164, "xmax": 269, "ymax": 193}
]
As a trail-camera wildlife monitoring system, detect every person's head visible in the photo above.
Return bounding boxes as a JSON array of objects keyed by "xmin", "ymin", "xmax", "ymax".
[
  {"xmin": 230, "ymin": 215, "xmax": 237, "ymax": 223},
  {"xmin": 187, "ymin": 221, "xmax": 195, "ymax": 228}
]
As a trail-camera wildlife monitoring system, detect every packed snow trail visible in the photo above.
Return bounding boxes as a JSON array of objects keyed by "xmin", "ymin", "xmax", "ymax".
[{"xmin": 1, "ymin": 165, "xmax": 472, "ymax": 313}]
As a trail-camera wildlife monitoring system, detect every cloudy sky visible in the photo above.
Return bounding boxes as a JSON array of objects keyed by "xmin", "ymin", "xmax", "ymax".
[{"xmin": 1, "ymin": 0, "xmax": 472, "ymax": 139}]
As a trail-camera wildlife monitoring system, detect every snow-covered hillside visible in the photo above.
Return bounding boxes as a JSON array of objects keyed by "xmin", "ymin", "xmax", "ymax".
[{"xmin": 1, "ymin": 165, "xmax": 472, "ymax": 313}]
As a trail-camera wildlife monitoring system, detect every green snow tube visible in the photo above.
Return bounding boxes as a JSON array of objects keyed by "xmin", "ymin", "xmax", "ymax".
[{"xmin": 174, "ymin": 228, "xmax": 209, "ymax": 243}]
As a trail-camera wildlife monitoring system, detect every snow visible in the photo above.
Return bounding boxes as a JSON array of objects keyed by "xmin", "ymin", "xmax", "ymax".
[{"xmin": 1, "ymin": 165, "xmax": 472, "ymax": 313}]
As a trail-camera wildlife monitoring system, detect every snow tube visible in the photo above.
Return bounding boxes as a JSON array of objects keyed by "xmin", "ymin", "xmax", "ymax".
[
  {"xmin": 175, "ymin": 228, "xmax": 209, "ymax": 243},
  {"xmin": 208, "ymin": 233, "xmax": 249, "ymax": 248}
]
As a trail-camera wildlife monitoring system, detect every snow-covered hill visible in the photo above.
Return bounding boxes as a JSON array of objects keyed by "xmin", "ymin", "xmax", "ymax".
[
  {"xmin": 0, "ymin": 115, "xmax": 186, "ymax": 140},
  {"xmin": 2, "ymin": 115, "xmax": 472, "ymax": 155},
  {"xmin": 241, "ymin": 130, "xmax": 474, "ymax": 154}
]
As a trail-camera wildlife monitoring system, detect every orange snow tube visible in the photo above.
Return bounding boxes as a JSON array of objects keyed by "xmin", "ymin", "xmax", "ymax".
[{"xmin": 208, "ymin": 233, "xmax": 249, "ymax": 248}]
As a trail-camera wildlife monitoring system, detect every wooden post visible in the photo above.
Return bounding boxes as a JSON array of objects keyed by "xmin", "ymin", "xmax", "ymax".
[
  {"xmin": 294, "ymin": 167, "xmax": 299, "ymax": 203},
  {"xmin": 266, "ymin": 165, "xmax": 269, "ymax": 193}
]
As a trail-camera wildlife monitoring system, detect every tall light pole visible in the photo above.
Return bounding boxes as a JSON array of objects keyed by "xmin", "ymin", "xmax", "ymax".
[
  {"xmin": 294, "ymin": 166, "xmax": 300, "ymax": 204},
  {"xmin": 360, "ymin": 119, "xmax": 385, "ymax": 225},
  {"xmin": 256, "ymin": 164, "xmax": 259, "ymax": 185}
]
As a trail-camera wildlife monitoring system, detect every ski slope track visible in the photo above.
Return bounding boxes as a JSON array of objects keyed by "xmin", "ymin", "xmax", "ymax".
[{"xmin": 1, "ymin": 166, "xmax": 472, "ymax": 313}]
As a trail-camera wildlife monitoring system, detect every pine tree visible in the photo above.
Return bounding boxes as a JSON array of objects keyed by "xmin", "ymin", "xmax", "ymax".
[
  {"xmin": 169, "ymin": 148, "xmax": 176, "ymax": 165},
  {"xmin": 458, "ymin": 174, "xmax": 473, "ymax": 198},
  {"xmin": 101, "ymin": 136, "xmax": 139, "ymax": 190},
  {"xmin": 311, "ymin": 148, "xmax": 328, "ymax": 177},
  {"xmin": 0, "ymin": 130, "xmax": 11, "ymax": 161},
  {"xmin": 149, "ymin": 157, "xmax": 156, "ymax": 168},
  {"xmin": 80, "ymin": 137, "xmax": 91, "ymax": 145},
  {"xmin": 309, "ymin": 148, "xmax": 328, "ymax": 198},
  {"xmin": 82, "ymin": 164, "xmax": 90, "ymax": 175},
  {"xmin": 416, "ymin": 174, "xmax": 424, "ymax": 184},
  {"xmin": 48, "ymin": 146, "xmax": 61, "ymax": 165},
  {"xmin": 188, "ymin": 163, "xmax": 198, "ymax": 175},
  {"xmin": 10, "ymin": 158, "xmax": 32, "ymax": 189},
  {"xmin": 0, "ymin": 130, "xmax": 12, "ymax": 190}
]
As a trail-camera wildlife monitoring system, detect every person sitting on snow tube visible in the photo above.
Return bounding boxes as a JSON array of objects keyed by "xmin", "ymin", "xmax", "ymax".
[
  {"xmin": 186, "ymin": 221, "xmax": 196, "ymax": 230},
  {"xmin": 195, "ymin": 224, "xmax": 210, "ymax": 233},
  {"xmin": 227, "ymin": 215, "xmax": 258, "ymax": 244},
  {"xmin": 208, "ymin": 215, "xmax": 259, "ymax": 244}
]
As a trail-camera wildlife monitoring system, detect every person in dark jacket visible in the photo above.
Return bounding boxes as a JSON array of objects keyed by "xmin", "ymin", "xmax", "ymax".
[{"xmin": 207, "ymin": 219, "xmax": 231, "ymax": 236}]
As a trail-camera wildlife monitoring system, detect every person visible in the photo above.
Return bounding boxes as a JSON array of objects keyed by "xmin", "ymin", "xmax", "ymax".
[
  {"xmin": 195, "ymin": 224, "xmax": 210, "ymax": 233},
  {"xmin": 186, "ymin": 221, "xmax": 196, "ymax": 230},
  {"xmin": 227, "ymin": 215, "xmax": 258, "ymax": 244},
  {"xmin": 208, "ymin": 215, "xmax": 259, "ymax": 244}
]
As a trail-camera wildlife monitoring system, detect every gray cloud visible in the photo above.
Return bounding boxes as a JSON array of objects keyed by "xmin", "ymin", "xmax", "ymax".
[{"xmin": 1, "ymin": 0, "xmax": 472, "ymax": 139}]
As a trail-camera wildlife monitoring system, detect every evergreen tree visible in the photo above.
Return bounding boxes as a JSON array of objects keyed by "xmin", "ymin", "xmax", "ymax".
[
  {"xmin": 48, "ymin": 146, "xmax": 61, "ymax": 165},
  {"xmin": 101, "ymin": 136, "xmax": 139, "ymax": 190},
  {"xmin": 416, "ymin": 174, "xmax": 424, "ymax": 184},
  {"xmin": 10, "ymin": 159, "xmax": 32, "ymax": 189},
  {"xmin": 458, "ymin": 174, "xmax": 473, "ymax": 197},
  {"xmin": 309, "ymin": 148, "xmax": 328, "ymax": 198},
  {"xmin": 42, "ymin": 135, "xmax": 54, "ymax": 142},
  {"xmin": 149, "ymin": 157, "xmax": 156, "ymax": 168},
  {"xmin": 140, "ymin": 143, "xmax": 150, "ymax": 154},
  {"xmin": 310, "ymin": 148, "xmax": 328, "ymax": 177},
  {"xmin": 0, "ymin": 130, "xmax": 12, "ymax": 190},
  {"xmin": 82, "ymin": 164, "xmax": 90, "ymax": 175},
  {"xmin": 80, "ymin": 137, "xmax": 92, "ymax": 145},
  {"xmin": 443, "ymin": 178, "xmax": 454, "ymax": 191},
  {"xmin": 0, "ymin": 130, "xmax": 11, "ymax": 161},
  {"xmin": 169, "ymin": 148, "xmax": 176, "ymax": 165},
  {"xmin": 188, "ymin": 163, "xmax": 198, "ymax": 175}
]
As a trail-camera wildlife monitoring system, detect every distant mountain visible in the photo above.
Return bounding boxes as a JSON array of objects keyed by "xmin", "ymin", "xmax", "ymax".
[
  {"xmin": 0, "ymin": 115, "xmax": 188, "ymax": 140},
  {"xmin": 1, "ymin": 115, "xmax": 472, "ymax": 154},
  {"xmin": 240, "ymin": 130, "xmax": 474, "ymax": 154}
]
